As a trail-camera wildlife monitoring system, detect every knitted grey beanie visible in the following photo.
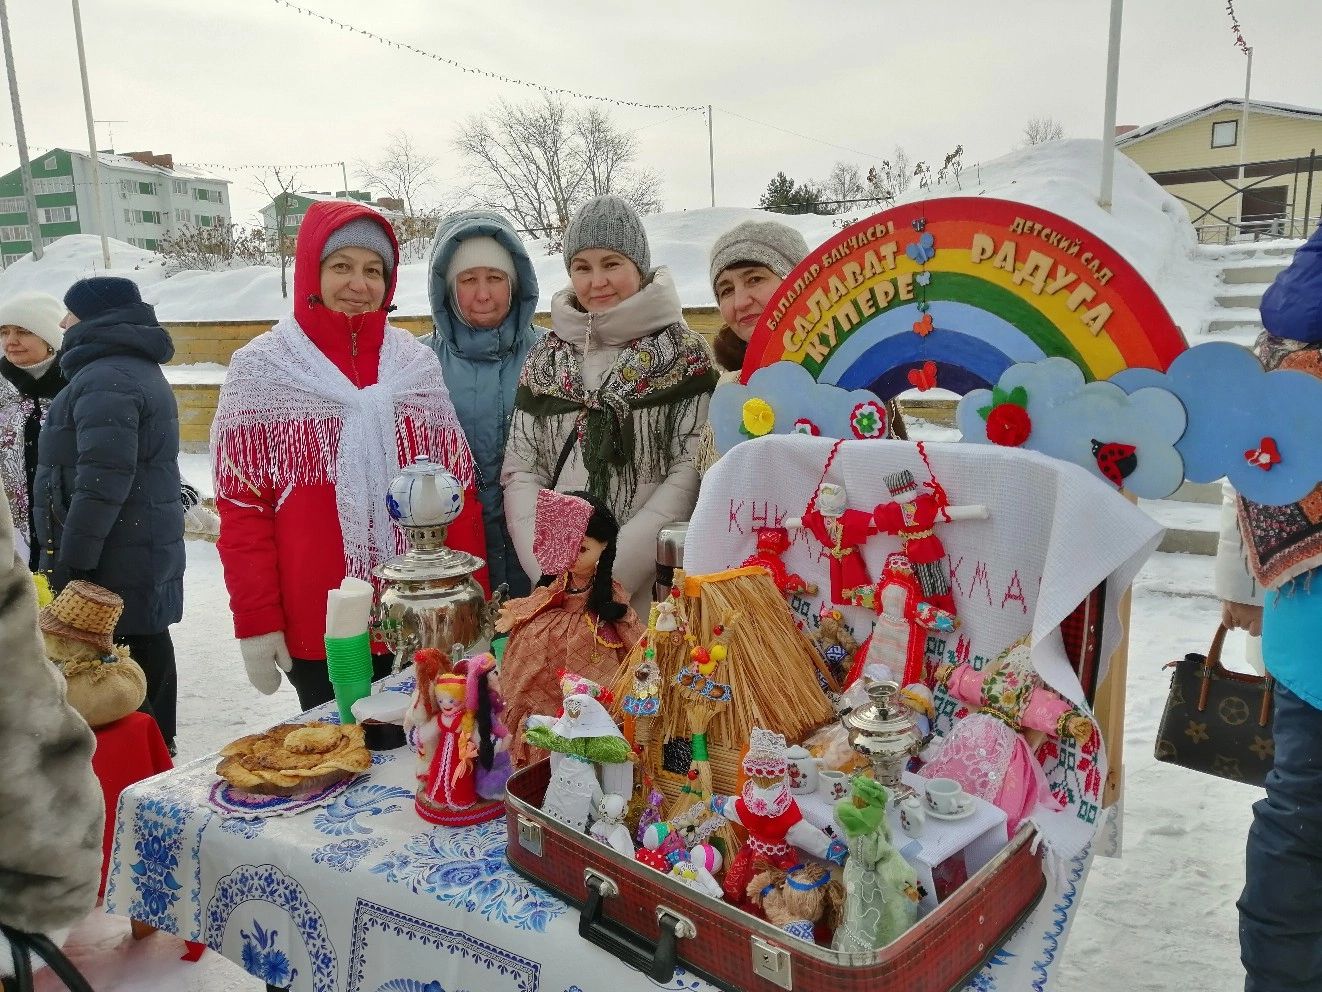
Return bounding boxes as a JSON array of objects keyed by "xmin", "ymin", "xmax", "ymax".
[
  {"xmin": 709, "ymin": 220, "xmax": 811, "ymax": 292},
  {"xmin": 563, "ymin": 195, "xmax": 650, "ymax": 275},
  {"xmin": 321, "ymin": 217, "xmax": 396, "ymax": 277}
]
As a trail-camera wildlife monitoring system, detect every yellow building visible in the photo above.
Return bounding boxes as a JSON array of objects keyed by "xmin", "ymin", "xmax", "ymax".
[{"xmin": 1117, "ymin": 99, "xmax": 1322, "ymax": 243}]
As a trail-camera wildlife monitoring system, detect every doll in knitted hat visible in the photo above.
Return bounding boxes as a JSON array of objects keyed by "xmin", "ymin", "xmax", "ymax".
[
  {"xmin": 831, "ymin": 777, "xmax": 920, "ymax": 951},
  {"xmin": 497, "ymin": 490, "xmax": 642, "ymax": 766},
  {"xmin": 746, "ymin": 863, "xmax": 845, "ymax": 945},
  {"xmin": 710, "ymin": 728, "xmax": 846, "ymax": 907}
]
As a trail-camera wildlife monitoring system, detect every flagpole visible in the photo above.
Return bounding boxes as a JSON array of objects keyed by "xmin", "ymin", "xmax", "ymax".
[
  {"xmin": 1098, "ymin": 0, "xmax": 1124, "ymax": 211},
  {"xmin": 71, "ymin": 0, "xmax": 111, "ymax": 269}
]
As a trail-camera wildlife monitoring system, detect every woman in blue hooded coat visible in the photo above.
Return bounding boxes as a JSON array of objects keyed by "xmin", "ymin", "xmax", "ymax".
[{"xmin": 427, "ymin": 210, "xmax": 540, "ymax": 597}]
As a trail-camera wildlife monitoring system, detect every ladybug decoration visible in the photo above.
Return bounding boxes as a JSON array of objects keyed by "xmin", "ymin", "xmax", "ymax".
[
  {"xmin": 1245, "ymin": 436, "xmax": 1281, "ymax": 471},
  {"xmin": 977, "ymin": 385, "xmax": 1032, "ymax": 447},
  {"xmin": 1091, "ymin": 438, "xmax": 1138, "ymax": 488}
]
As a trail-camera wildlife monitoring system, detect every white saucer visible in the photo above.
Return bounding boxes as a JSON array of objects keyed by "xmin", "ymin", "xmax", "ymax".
[{"xmin": 925, "ymin": 797, "xmax": 976, "ymax": 821}]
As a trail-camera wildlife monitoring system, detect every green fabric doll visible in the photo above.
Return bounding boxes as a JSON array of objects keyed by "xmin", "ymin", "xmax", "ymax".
[{"xmin": 832, "ymin": 776, "xmax": 920, "ymax": 951}]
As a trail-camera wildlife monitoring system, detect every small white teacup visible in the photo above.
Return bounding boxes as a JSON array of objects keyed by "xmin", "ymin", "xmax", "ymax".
[
  {"xmin": 818, "ymin": 769, "xmax": 849, "ymax": 803},
  {"xmin": 924, "ymin": 777, "xmax": 969, "ymax": 816}
]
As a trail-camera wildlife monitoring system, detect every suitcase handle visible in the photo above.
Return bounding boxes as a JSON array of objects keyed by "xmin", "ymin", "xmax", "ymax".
[{"xmin": 579, "ymin": 869, "xmax": 696, "ymax": 983}]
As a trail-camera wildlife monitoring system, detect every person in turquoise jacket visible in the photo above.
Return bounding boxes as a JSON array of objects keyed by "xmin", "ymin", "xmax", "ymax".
[
  {"xmin": 1218, "ymin": 222, "xmax": 1322, "ymax": 992},
  {"xmin": 427, "ymin": 210, "xmax": 540, "ymax": 597}
]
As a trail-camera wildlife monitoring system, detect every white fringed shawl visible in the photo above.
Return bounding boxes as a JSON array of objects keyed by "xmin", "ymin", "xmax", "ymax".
[{"xmin": 211, "ymin": 316, "xmax": 474, "ymax": 580}]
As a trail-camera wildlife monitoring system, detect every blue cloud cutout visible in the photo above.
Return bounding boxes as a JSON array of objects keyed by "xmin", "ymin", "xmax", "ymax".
[
  {"xmin": 710, "ymin": 362, "xmax": 885, "ymax": 455},
  {"xmin": 1112, "ymin": 341, "xmax": 1322, "ymax": 505},
  {"xmin": 956, "ymin": 357, "xmax": 1187, "ymax": 499}
]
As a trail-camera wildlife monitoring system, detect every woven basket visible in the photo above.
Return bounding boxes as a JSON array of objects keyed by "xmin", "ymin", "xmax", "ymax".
[{"xmin": 39, "ymin": 580, "xmax": 123, "ymax": 654}]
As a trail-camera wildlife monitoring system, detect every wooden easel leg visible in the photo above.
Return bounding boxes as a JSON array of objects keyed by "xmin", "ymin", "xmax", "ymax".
[
  {"xmin": 1092, "ymin": 584, "xmax": 1132, "ymax": 809},
  {"xmin": 129, "ymin": 919, "xmax": 157, "ymax": 941}
]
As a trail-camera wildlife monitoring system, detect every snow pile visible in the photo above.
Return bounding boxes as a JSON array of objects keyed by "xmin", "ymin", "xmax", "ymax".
[{"xmin": 0, "ymin": 141, "xmax": 1216, "ymax": 335}]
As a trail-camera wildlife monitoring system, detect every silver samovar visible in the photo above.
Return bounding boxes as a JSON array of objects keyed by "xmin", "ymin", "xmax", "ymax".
[
  {"xmin": 839, "ymin": 679, "xmax": 929, "ymax": 792},
  {"xmin": 371, "ymin": 456, "xmax": 504, "ymax": 669}
]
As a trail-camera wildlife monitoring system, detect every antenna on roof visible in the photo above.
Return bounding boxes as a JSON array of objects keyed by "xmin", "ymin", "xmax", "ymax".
[{"xmin": 94, "ymin": 119, "xmax": 126, "ymax": 151}]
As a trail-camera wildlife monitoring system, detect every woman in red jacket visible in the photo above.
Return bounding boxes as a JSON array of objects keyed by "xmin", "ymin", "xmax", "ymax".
[{"xmin": 212, "ymin": 200, "xmax": 486, "ymax": 710}]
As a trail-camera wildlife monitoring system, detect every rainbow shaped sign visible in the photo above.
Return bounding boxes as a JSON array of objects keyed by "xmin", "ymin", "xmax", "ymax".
[{"xmin": 741, "ymin": 197, "xmax": 1188, "ymax": 398}]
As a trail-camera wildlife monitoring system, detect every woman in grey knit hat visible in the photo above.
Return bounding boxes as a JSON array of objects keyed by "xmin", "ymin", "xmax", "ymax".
[
  {"xmin": 698, "ymin": 218, "xmax": 907, "ymax": 475},
  {"xmin": 502, "ymin": 195, "xmax": 717, "ymax": 617}
]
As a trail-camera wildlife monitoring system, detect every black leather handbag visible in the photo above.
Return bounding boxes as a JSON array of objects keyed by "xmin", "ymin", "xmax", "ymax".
[
  {"xmin": 1154, "ymin": 624, "xmax": 1275, "ymax": 789},
  {"xmin": 2, "ymin": 924, "xmax": 94, "ymax": 992}
]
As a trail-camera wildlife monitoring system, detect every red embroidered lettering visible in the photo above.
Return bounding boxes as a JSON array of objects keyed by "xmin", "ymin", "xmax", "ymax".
[{"xmin": 1001, "ymin": 570, "xmax": 1028, "ymax": 613}]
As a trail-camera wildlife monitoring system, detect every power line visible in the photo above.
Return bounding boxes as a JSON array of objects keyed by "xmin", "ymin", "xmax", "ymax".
[
  {"xmin": 714, "ymin": 107, "xmax": 887, "ymax": 162},
  {"xmin": 267, "ymin": 0, "xmax": 707, "ymax": 113}
]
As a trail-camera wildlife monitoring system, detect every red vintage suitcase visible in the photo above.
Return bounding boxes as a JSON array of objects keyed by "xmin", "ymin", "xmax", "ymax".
[{"xmin": 505, "ymin": 759, "xmax": 1045, "ymax": 992}]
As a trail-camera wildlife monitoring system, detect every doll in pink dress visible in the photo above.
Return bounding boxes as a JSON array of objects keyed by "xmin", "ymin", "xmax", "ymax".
[{"xmin": 921, "ymin": 636, "xmax": 1094, "ymax": 836}]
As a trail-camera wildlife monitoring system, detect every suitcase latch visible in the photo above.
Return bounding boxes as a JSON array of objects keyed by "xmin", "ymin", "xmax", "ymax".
[
  {"xmin": 751, "ymin": 935, "xmax": 792, "ymax": 990},
  {"xmin": 516, "ymin": 815, "xmax": 543, "ymax": 857}
]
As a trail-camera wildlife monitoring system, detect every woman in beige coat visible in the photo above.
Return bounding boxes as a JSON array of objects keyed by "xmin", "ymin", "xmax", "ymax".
[{"xmin": 502, "ymin": 196, "xmax": 716, "ymax": 615}]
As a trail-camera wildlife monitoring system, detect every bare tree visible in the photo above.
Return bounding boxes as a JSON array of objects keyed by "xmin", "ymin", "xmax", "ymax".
[
  {"xmin": 357, "ymin": 132, "xmax": 438, "ymax": 216},
  {"xmin": 866, "ymin": 145, "xmax": 912, "ymax": 206},
  {"xmin": 820, "ymin": 161, "xmax": 867, "ymax": 213},
  {"xmin": 254, "ymin": 167, "xmax": 302, "ymax": 298},
  {"xmin": 456, "ymin": 94, "xmax": 663, "ymax": 235},
  {"xmin": 392, "ymin": 208, "xmax": 446, "ymax": 264},
  {"xmin": 1021, "ymin": 116, "xmax": 1065, "ymax": 147}
]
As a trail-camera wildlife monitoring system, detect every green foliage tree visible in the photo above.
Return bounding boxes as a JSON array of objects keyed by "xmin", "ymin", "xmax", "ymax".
[{"xmin": 758, "ymin": 172, "xmax": 825, "ymax": 215}]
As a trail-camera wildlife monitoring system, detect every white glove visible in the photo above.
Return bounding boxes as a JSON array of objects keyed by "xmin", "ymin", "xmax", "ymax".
[{"xmin": 240, "ymin": 632, "xmax": 294, "ymax": 695}]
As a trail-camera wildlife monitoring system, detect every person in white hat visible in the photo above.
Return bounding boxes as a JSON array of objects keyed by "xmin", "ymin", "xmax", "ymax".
[{"xmin": 0, "ymin": 291, "xmax": 66, "ymax": 568}]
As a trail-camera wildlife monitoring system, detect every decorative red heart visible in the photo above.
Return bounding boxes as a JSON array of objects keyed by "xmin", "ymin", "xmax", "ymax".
[
  {"xmin": 912, "ymin": 313, "xmax": 934, "ymax": 337},
  {"xmin": 907, "ymin": 360, "xmax": 938, "ymax": 390}
]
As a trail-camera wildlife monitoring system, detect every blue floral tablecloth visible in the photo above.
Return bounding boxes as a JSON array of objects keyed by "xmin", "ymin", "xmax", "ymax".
[{"xmin": 104, "ymin": 676, "xmax": 1083, "ymax": 991}]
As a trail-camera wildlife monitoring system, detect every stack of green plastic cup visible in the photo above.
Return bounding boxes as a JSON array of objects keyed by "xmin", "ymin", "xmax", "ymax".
[{"xmin": 325, "ymin": 631, "xmax": 373, "ymax": 723}]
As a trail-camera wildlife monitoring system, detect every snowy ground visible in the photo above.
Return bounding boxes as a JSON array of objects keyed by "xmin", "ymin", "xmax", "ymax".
[{"xmin": 38, "ymin": 541, "xmax": 1259, "ymax": 992}]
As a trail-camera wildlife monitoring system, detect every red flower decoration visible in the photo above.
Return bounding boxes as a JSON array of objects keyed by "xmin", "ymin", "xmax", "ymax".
[
  {"xmin": 1245, "ymin": 436, "xmax": 1281, "ymax": 471},
  {"xmin": 985, "ymin": 403, "xmax": 1032, "ymax": 447}
]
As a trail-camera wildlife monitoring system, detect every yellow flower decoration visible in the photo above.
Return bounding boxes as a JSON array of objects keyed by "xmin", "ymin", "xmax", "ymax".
[{"xmin": 741, "ymin": 397, "xmax": 775, "ymax": 437}]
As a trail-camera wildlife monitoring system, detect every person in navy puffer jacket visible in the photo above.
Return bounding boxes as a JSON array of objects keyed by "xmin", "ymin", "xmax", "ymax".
[
  {"xmin": 1218, "ymin": 222, "xmax": 1322, "ymax": 992},
  {"xmin": 427, "ymin": 210, "xmax": 540, "ymax": 598}
]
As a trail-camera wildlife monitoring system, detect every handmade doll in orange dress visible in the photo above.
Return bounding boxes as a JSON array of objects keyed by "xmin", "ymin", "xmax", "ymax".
[{"xmin": 497, "ymin": 490, "xmax": 643, "ymax": 766}]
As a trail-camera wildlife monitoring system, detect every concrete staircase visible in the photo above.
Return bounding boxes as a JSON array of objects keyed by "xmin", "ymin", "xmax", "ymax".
[{"xmin": 1202, "ymin": 243, "xmax": 1295, "ymax": 339}]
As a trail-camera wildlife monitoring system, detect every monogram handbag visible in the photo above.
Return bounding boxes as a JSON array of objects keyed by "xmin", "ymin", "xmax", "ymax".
[{"xmin": 1154, "ymin": 624, "xmax": 1275, "ymax": 788}]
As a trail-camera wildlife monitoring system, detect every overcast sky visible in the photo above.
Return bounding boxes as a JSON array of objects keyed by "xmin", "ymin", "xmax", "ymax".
[{"xmin": 4, "ymin": 0, "xmax": 1321, "ymax": 226}]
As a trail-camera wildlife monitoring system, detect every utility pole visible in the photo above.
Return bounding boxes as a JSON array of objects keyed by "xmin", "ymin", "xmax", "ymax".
[
  {"xmin": 1097, "ymin": 0, "xmax": 1124, "ymax": 212},
  {"xmin": 1237, "ymin": 46, "xmax": 1253, "ymax": 186},
  {"xmin": 0, "ymin": 0, "xmax": 44, "ymax": 260},
  {"xmin": 71, "ymin": 0, "xmax": 110, "ymax": 269},
  {"xmin": 707, "ymin": 106, "xmax": 716, "ymax": 208},
  {"xmin": 340, "ymin": 160, "xmax": 349, "ymax": 198}
]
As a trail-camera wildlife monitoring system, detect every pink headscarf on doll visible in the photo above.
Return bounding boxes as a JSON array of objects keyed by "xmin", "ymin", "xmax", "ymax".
[{"xmin": 533, "ymin": 489, "xmax": 594, "ymax": 575}]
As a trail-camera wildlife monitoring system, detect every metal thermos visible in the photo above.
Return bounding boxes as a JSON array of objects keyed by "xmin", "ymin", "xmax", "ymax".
[{"xmin": 654, "ymin": 521, "xmax": 689, "ymax": 601}]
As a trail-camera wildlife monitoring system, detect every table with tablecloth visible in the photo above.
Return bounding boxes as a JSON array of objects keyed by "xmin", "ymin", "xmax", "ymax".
[{"xmin": 104, "ymin": 672, "xmax": 1097, "ymax": 992}]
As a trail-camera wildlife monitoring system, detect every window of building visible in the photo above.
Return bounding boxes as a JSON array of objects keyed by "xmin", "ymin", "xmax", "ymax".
[
  {"xmin": 43, "ymin": 156, "xmax": 57, "ymax": 170},
  {"xmin": 175, "ymin": 208, "xmax": 191, "ymax": 224},
  {"xmin": 118, "ymin": 179, "xmax": 134, "ymax": 195},
  {"xmin": 131, "ymin": 209, "xmax": 162, "ymax": 225},
  {"xmin": 40, "ymin": 206, "xmax": 76, "ymax": 224},
  {"xmin": 0, "ymin": 196, "xmax": 26, "ymax": 214},
  {"xmin": 0, "ymin": 225, "xmax": 30, "ymax": 242},
  {"xmin": 284, "ymin": 213, "xmax": 303, "ymax": 228},
  {"xmin": 137, "ymin": 181, "xmax": 158, "ymax": 196},
  {"xmin": 0, "ymin": 253, "xmax": 19, "ymax": 269},
  {"xmin": 1211, "ymin": 120, "xmax": 1238, "ymax": 148},
  {"xmin": 197, "ymin": 214, "xmax": 213, "ymax": 228},
  {"xmin": 40, "ymin": 236, "xmax": 58, "ymax": 247},
  {"xmin": 144, "ymin": 239, "xmax": 158, "ymax": 251},
  {"xmin": 172, "ymin": 180, "xmax": 188, "ymax": 195},
  {"xmin": 31, "ymin": 176, "xmax": 73, "ymax": 195},
  {"xmin": 194, "ymin": 187, "xmax": 223, "ymax": 203}
]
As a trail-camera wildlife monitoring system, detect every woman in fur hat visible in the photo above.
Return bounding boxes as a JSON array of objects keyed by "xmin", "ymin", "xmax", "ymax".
[
  {"xmin": 0, "ymin": 291, "xmax": 66, "ymax": 569},
  {"xmin": 502, "ymin": 195, "xmax": 716, "ymax": 617}
]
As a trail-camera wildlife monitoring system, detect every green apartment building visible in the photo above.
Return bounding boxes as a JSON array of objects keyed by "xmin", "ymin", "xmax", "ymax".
[{"xmin": 0, "ymin": 148, "xmax": 231, "ymax": 268}]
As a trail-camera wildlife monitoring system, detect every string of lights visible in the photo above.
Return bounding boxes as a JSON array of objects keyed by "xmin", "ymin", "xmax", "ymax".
[
  {"xmin": 268, "ymin": 0, "xmax": 707, "ymax": 113},
  {"xmin": 1226, "ymin": 0, "xmax": 1251, "ymax": 54}
]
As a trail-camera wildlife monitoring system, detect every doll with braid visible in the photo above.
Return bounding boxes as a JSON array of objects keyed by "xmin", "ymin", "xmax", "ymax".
[{"xmin": 497, "ymin": 490, "xmax": 643, "ymax": 766}]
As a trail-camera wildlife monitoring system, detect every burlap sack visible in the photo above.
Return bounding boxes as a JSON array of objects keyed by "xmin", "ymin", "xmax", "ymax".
[{"xmin": 58, "ymin": 653, "xmax": 147, "ymax": 730}]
